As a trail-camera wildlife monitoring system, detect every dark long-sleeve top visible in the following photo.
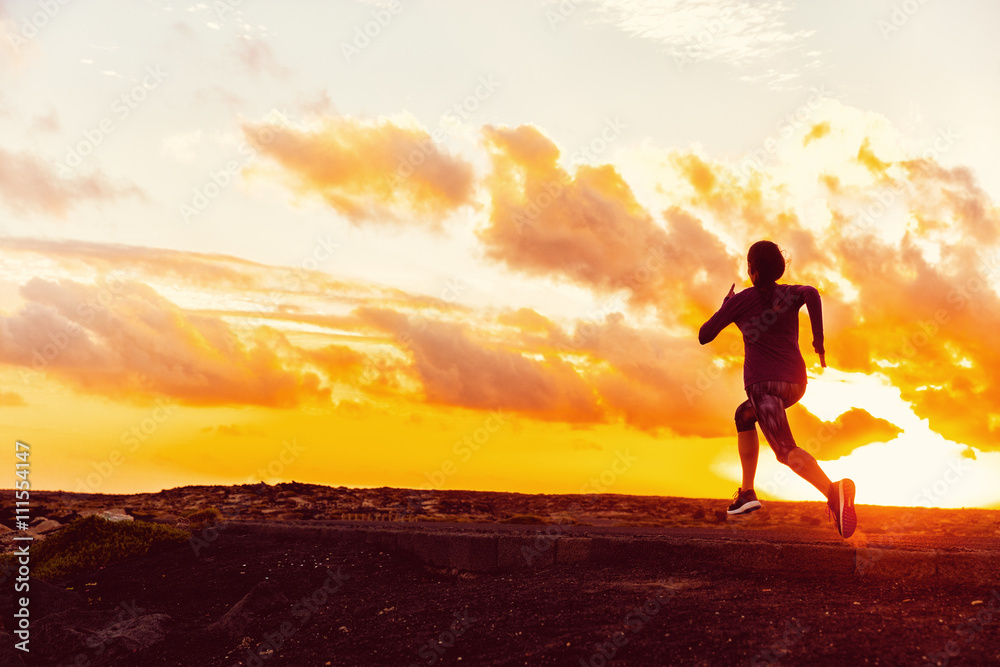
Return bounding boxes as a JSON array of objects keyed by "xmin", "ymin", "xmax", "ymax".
[{"xmin": 698, "ymin": 284, "xmax": 825, "ymax": 388}]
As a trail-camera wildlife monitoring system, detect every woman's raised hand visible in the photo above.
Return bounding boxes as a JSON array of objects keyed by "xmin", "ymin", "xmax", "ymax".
[{"xmin": 723, "ymin": 283, "xmax": 735, "ymax": 304}]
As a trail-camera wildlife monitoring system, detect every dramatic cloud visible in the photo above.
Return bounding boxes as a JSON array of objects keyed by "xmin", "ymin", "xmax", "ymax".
[
  {"xmin": 614, "ymin": 104, "xmax": 1000, "ymax": 453},
  {"xmin": 0, "ymin": 278, "xmax": 340, "ymax": 407},
  {"xmin": 243, "ymin": 115, "xmax": 476, "ymax": 226},
  {"xmin": 357, "ymin": 306, "xmax": 603, "ymax": 422},
  {"xmin": 481, "ymin": 124, "xmax": 735, "ymax": 327},
  {"xmin": 549, "ymin": 311, "xmax": 745, "ymax": 435},
  {"xmin": 0, "ymin": 237, "xmax": 467, "ymax": 319},
  {"xmin": 787, "ymin": 406, "xmax": 903, "ymax": 460}
]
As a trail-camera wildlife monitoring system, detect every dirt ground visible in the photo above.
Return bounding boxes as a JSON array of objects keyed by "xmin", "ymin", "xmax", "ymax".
[{"xmin": 31, "ymin": 524, "xmax": 1000, "ymax": 666}]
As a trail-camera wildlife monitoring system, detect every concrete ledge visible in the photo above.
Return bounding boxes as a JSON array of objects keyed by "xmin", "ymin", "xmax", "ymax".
[
  {"xmin": 365, "ymin": 530, "xmax": 397, "ymax": 551},
  {"xmin": 779, "ymin": 543, "xmax": 856, "ymax": 574},
  {"xmin": 720, "ymin": 540, "xmax": 783, "ymax": 570},
  {"xmin": 556, "ymin": 537, "xmax": 592, "ymax": 564},
  {"xmin": 935, "ymin": 551, "xmax": 1000, "ymax": 583},
  {"xmin": 449, "ymin": 533, "xmax": 497, "ymax": 571},
  {"xmin": 498, "ymin": 534, "xmax": 557, "ymax": 570},
  {"xmin": 856, "ymin": 547, "xmax": 936, "ymax": 579},
  {"xmin": 587, "ymin": 536, "xmax": 633, "ymax": 564},
  {"xmin": 220, "ymin": 522, "xmax": 997, "ymax": 584}
]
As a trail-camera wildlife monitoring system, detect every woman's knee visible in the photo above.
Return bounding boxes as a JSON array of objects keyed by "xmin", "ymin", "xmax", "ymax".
[{"xmin": 734, "ymin": 402, "xmax": 757, "ymax": 431}]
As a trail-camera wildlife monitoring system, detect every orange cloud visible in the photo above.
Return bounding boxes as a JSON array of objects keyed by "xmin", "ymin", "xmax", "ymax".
[
  {"xmin": 825, "ymin": 200, "xmax": 1000, "ymax": 450},
  {"xmin": 357, "ymin": 306, "xmax": 602, "ymax": 422},
  {"xmin": 0, "ymin": 278, "xmax": 335, "ymax": 407},
  {"xmin": 480, "ymin": 125, "xmax": 735, "ymax": 327},
  {"xmin": 243, "ymin": 115, "xmax": 475, "ymax": 227},
  {"xmin": 803, "ymin": 121, "xmax": 831, "ymax": 146},
  {"xmin": 661, "ymin": 129, "xmax": 1000, "ymax": 453},
  {"xmin": 856, "ymin": 137, "xmax": 890, "ymax": 176},
  {"xmin": 548, "ymin": 312, "xmax": 745, "ymax": 436},
  {"xmin": 1, "ymin": 237, "xmax": 470, "ymax": 322},
  {"xmin": 787, "ymin": 406, "xmax": 902, "ymax": 460}
]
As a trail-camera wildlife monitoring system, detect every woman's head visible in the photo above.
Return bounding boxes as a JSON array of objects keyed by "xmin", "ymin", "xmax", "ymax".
[{"xmin": 747, "ymin": 240, "xmax": 786, "ymax": 286}]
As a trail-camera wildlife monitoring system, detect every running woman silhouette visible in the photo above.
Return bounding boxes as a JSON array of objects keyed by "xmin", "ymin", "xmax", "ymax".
[{"xmin": 698, "ymin": 240, "xmax": 856, "ymax": 538}]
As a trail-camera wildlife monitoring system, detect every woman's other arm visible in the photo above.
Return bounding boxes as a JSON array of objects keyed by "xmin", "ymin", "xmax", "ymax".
[{"xmin": 803, "ymin": 285, "xmax": 826, "ymax": 367}]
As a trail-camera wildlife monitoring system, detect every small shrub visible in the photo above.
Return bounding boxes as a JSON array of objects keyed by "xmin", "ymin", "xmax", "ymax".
[
  {"xmin": 181, "ymin": 507, "xmax": 223, "ymax": 532},
  {"xmin": 497, "ymin": 514, "xmax": 548, "ymax": 525},
  {"xmin": 25, "ymin": 515, "xmax": 190, "ymax": 580}
]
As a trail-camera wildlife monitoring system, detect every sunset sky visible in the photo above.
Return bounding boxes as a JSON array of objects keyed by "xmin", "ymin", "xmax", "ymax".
[{"xmin": 2, "ymin": 0, "xmax": 1000, "ymax": 509}]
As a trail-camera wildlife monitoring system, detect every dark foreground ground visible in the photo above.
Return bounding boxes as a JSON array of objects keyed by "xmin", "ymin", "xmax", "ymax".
[{"xmin": 20, "ymin": 525, "xmax": 1000, "ymax": 667}]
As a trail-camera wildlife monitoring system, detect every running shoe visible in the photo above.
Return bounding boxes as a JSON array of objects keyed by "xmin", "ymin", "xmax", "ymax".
[
  {"xmin": 727, "ymin": 488, "xmax": 761, "ymax": 515},
  {"xmin": 827, "ymin": 479, "xmax": 857, "ymax": 538}
]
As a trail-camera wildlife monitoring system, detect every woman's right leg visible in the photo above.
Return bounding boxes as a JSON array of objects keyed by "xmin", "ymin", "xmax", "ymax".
[
  {"xmin": 747, "ymin": 383, "xmax": 832, "ymax": 496},
  {"xmin": 748, "ymin": 381, "xmax": 856, "ymax": 538}
]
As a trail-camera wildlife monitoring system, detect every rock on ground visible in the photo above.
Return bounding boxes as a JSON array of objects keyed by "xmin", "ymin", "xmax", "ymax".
[{"xmin": 206, "ymin": 579, "xmax": 289, "ymax": 640}]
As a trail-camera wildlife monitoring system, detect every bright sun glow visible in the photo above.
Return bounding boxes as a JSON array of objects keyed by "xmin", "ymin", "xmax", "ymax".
[{"xmin": 713, "ymin": 369, "xmax": 1000, "ymax": 508}]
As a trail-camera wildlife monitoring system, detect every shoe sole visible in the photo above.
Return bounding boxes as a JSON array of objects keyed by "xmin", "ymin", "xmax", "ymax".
[
  {"xmin": 727, "ymin": 500, "xmax": 761, "ymax": 516},
  {"xmin": 837, "ymin": 479, "xmax": 857, "ymax": 538}
]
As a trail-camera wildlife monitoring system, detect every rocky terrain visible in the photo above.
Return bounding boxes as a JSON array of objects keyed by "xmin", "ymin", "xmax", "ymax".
[
  {"xmin": 1, "ymin": 484, "xmax": 999, "ymax": 665},
  {"xmin": 3, "ymin": 483, "xmax": 1000, "ymax": 548}
]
